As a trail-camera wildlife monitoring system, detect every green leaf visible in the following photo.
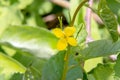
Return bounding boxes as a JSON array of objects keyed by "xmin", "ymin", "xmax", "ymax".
[
  {"xmin": 10, "ymin": 73, "xmax": 23, "ymax": 80},
  {"xmin": 98, "ymin": 0, "xmax": 119, "ymax": 41},
  {"xmin": 106, "ymin": 0, "xmax": 120, "ymax": 24},
  {"xmin": 13, "ymin": 52, "xmax": 47, "ymax": 80},
  {"xmin": 0, "ymin": 6, "xmax": 23, "ymax": 35},
  {"xmin": 24, "ymin": 66, "xmax": 41, "ymax": 80},
  {"xmin": 0, "ymin": 0, "xmax": 33, "ymax": 9},
  {"xmin": 66, "ymin": 56, "xmax": 83, "ymax": 80},
  {"xmin": 0, "ymin": 26, "xmax": 58, "ymax": 58},
  {"xmin": 42, "ymin": 51, "xmax": 65, "ymax": 80},
  {"xmin": 17, "ymin": 0, "xmax": 33, "ymax": 9},
  {"xmin": 42, "ymin": 51, "xmax": 83, "ymax": 80},
  {"xmin": 0, "ymin": 0, "xmax": 11, "ymax": 6},
  {"xmin": 12, "ymin": 52, "xmax": 36, "ymax": 67},
  {"xmin": 25, "ymin": 12, "xmax": 47, "ymax": 28},
  {"xmin": 38, "ymin": 1, "xmax": 53, "ymax": 15},
  {"xmin": 0, "ymin": 52, "xmax": 26, "ymax": 73},
  {"xmin": 114, "ymin": 54, "xmax": 120, "ymax": 78},
  {"xmin": 0, "ymin": 52, "xmax": 26, "ymax": 79},
  {"xmin": 84, "ymin": 57, "xmax": 103, "ymax": 72},
  {"xmin": 88, "ymin": 64, "xmax": 114, "ymax": 80},
  {"xmin": 106, "ymin": 0, "xmax": 120, "ymax": 15},
  {"xmin": 81, "ymin": 40, "xmax": 120, "ymax": 60},
  {"xmin": 27, "ymin": 0, "xmax": 53, "ymax": 15}
]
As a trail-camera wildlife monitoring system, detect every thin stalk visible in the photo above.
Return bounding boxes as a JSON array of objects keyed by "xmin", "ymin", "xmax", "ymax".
[
  {"xmin": 75, "ymin": 24, "xmax": 84, "ymax": 39},
  {"xmin": 70, "ymin": 0, "xmax": 88, "ymax": 26},
  {"xmin": 58, "ymin": 16, "xmax": 63, "ymax": 29},
  {"xmin": 61, "ymin": 47, "xmax": 70, "ymax": 80}
]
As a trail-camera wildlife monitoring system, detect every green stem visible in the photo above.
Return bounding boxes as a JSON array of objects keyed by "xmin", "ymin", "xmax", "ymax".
[
  {"xmin": 70, "ymin": 0, "xmax": 88, "ymax": 26},
  {"xmin": 61, "ymin": 47, "xmax": 70, "ymax": 80},
  {"xmin": 75, "ymin": 24, "xmax": 84, "ymax": 39},
  {"xmin": 58, "ymin": 16, "xmax": 63, "ymax": 29}
]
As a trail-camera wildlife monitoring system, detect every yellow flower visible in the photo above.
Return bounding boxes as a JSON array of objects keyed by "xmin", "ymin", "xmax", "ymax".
[{"xmin": 52, "ymin": 27, "xmax": 77, "ymax": 50}]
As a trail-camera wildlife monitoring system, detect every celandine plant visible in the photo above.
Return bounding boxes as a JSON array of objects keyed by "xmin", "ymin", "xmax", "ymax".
[{"xmin": 0, "ymin": 0, "xmax": 120, "ymax": 80}]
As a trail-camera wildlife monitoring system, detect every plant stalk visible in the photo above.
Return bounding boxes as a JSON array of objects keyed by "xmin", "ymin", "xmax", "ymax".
[
  {"xmin": 61, "ymin": 47, "xmax": 70, "ymax": 80},
  {"xmin": 71, "ymin": 0, "xmax": 88, "ymax": 26}
]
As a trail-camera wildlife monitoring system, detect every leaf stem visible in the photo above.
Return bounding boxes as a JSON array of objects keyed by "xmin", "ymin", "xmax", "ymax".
[
  {"xmin": 70, "ymin": 0, "xmax": 88, "ymax": 26},
  {"xmin": 61, "ymin": 47, "xmax": 70, "ymax": 80},
  {"xmin": 75, "ymin": 24, "xmax": 84, "ymax": 39},
  {"xmin": 58, "ymin": 16, "xmax": 63, "ymax": 29}
]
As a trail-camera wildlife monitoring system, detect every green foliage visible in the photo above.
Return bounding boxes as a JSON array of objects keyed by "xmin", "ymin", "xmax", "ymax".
[
  {"xmin": 42, "ymin": 51, "xmax": 65, "ymax": 80},
  {"xmin": 0, "ymin": 0, "xmax": 120, "ymax": 80},
  {"xmin": 0, "ymin": 0, "xmax": 33, "ymax": 9},
  {"xmin": 0, "ymin": 6, "xmax": 23, "ymax": 35},
  {"xmin": 88, "ymin": 64, "xmax": 114, "ymax": 80},
  {"xmin": 98, "ymin": 0, "xmax": 119, "ymax": 41},
  {"xmin": 0, "ymin": 25, "xmax": 58, "ymax": 58},
  {"xmin": 42, "ymin": 51, "xmax": 83, "ymax": 80},
  {"xmin": 80, "ymin": 40, "xmax": 120, "ymax": 60},
  {"xmin": 114, "ymin": 54, "xmax": 120, "ymax": 78},
  {"xmin": 106, "ymin": 0, "xmax": 120, "ymax": 24},
  {"xmin": 0, "ymin": 52, "xmax": 26, "ymax": 79},
  {"xmin": 13, "ymin": 52, "xmax": 46, "ymax": 80},
  {"xmin": 9, "ymin": 73, "xmax": 23, "ymax": 80}
]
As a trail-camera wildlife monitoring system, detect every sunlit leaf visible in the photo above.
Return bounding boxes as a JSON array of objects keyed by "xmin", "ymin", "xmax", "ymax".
[
  {"xmin": 0, "ymin": 0, "xmax": 33, "ymax": 9},
  {"xmin": 17, "ymin": 0, "xmax": 33, "ymax": 9},
  {"xmin": 0, "ymin": 52, "xmax": 26, "ymax": 79},
  {"xmin": 0, "ymin": 26, "xmax": 58, "ymax": 58},
  {"xmin": 84, "ymin": 57, "xmax": 103, "ymax": 72},
  {"xmin": 88, "ymin": 64, "xmax": 114, "ymax": 80},
  {"xmin": 0, "ymin": 6, "xmax": 23, "ymax": 35}
]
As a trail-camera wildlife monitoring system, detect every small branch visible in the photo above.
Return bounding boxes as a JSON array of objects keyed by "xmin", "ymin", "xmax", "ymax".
[
  {"xmin": 71, "ymin": 0, "xmax": 88, "ymax": 26},
  {"xmin": 49, "ymin": 0, "xmax": 70, "ymax": 9},
  {"xmin": 85, "ymin": 0, "xmax": 93, "ymax": 43}
]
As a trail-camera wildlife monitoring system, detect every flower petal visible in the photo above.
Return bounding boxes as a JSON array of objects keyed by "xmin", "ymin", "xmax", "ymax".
[
  {"xmin": 52, "ymin": 28, "xmax": 64, "ymax": 38},
  {"xmin": 67, "ymin": 37, "xmax": 77, "ymax": 46},
  {"xmin": 57, "ymin": 38, "xmax": 68, "ymax": 50},
  {"xmin": 64, "ymin": 27, "xmax": 76, "ymax": 37}
]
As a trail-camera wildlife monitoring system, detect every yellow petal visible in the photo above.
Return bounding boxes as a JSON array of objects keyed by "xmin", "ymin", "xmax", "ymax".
[
  {"xmin": 67, "ymin": 37, "xmax": 77, "ymax": 46},
  {"xmin": 64, "ymin": 27, "xmax": 76, "ymax": 37},
  {"xmin": 57, "ymin": 38, "xmax": 68, "ymax": 50},
  {"xmin": 52, "ymin": 28, "xmax": 64, "ymax": 38}
]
